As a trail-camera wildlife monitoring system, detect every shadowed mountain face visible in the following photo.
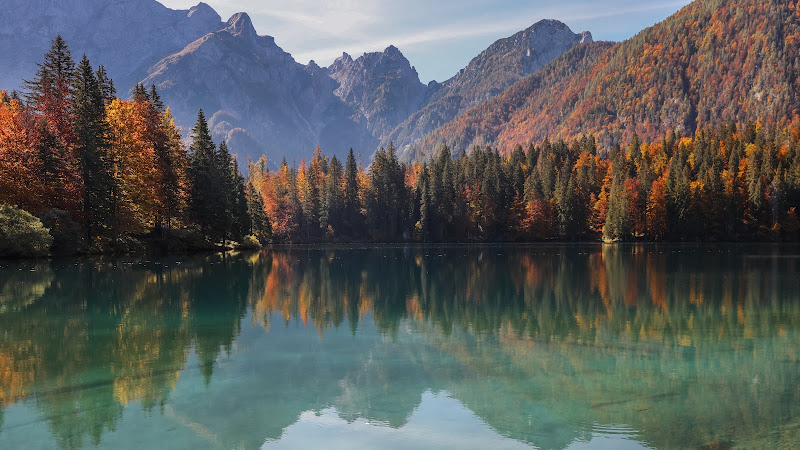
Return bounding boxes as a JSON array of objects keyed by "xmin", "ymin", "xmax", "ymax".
[
  {"xmin": 141, "ymin": 12, "xmax": 376, "ymax": 164},
  {"xmin": 1, "ymin": 0, "xmax": 590, "ymax": 164}
]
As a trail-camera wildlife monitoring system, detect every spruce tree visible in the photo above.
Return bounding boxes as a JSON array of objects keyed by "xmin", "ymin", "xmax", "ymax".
[
  {"xmin": 149, "ymin": 85, "xmax": 164, "ymax": 112},
  {"xmin": 232, "ymin": 165, "xmax": 251, "ymax": 242},
  {"xmin": 245, "ymin": 179, "xmax": 271, "ymax": 244},
  {"xmin": 320, "ymin": 155, "xmax": 343, "ymax": 235},
  {"xmin": 73, "ymin": 54, "xmax": 113, "ymax": 241},
  {"xmin": 188, "ymin": 110, "xmax": 218, "ymax": 239},
  {"xmin": 95, "ymin": 66, "xmax": 116, "ymax": 106},
  {"xmin": 216, "ymin": 140, "xmax": 235, "ymax": 241},
  {"xmin": 344, "ymin": 148, "xmax": 361, "ymax": 236}
]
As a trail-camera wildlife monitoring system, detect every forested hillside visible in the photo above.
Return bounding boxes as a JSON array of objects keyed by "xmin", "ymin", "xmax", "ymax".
[{"xmin": 415, "ymin": 0, "xmax": 800, "ymax": 155}]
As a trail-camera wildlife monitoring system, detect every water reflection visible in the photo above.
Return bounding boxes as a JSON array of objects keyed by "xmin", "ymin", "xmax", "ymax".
[{"xmin": 0, "ymin": 245, "xmax": 799, "ymax": 449}]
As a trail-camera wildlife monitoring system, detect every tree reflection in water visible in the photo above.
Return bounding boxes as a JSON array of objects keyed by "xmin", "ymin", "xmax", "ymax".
[{"xmin": 0, "ymin": 245, "xmax": 798, "ymax": 449}]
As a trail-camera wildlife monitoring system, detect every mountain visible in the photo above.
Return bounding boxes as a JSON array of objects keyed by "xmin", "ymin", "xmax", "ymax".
[
  {"xmin": 412, "ymin": 0, "xmax": 800, "ymax": 156},
  {"xmin": 386, "ymin": 19, "xmax": 592, "ymax": 161},
  {"xmin": 1, "ymin": 0, "xmax": 594, "ymax": 164},
  {"xmin": 327, "ymin": 46, "xmax": 427, "ymax": 141},
  {"xmin": 142, "ymin": 12, "xmax": 373, "ymax": 164},
  {"xmin": 0, "ymin": 0, "xmax": 223, "ymax": 92}
]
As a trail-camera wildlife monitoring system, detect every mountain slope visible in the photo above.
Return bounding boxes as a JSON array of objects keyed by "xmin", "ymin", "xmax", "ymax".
[
  {"xmin": 414, "ymin": 0, "xmax": 800, "ymax": 155},
  {"xmin": 387, "ymin": 19, "xmax": 591, "ymax": 159},
  {"xmin": 0, "ymin": 0, "xmax": 223, "ymax": 92}
]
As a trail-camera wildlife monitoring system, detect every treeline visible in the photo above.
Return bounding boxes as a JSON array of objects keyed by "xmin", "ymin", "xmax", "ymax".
[
  {"xmin": 250, "ymin": 123, "xmax": 800, "ymax": 242},
  {"xmin": 5, "ymin": 38, "xmax": 800, "ymax": 250},
  {"xmin": 0, "ymin": 37, "xmax": 263, "ymax": 254}
]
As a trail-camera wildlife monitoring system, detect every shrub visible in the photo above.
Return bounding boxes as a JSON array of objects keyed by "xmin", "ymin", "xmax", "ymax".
[
  {"xmin": 37, "ymin": 209, "xmax": 84, "ymax": 255},
  {"xmin": 238, "ymin": 235, "xmax": 262, "ymax": 250},
  {"xmin": 0, "ymin": 204, "xmax": 53, "ymax": 258}
]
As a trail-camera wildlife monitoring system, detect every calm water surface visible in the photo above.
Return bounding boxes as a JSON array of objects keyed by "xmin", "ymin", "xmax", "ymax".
[{"xmin": 1, "ymin": 244, "xmax": 799, "ymax": 449}]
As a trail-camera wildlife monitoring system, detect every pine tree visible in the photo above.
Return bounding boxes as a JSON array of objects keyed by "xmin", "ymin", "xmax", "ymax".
[
  {"xmin": 603, "ymin": 177, "xmax": 628, "ymax": 242},
  {"xmin": 216, "ymin": 140, "xmax": 235, "ymax": 241},
  {"xmin": 245, "ymin": 178, "xmax": 271, "ymax": 244},
  {"xmin": 73, "ymin": 54, "xmax": 112, "ymax": 241},
  {"xmin": 344, "ymin": 148, "xmax": 361, "ymax": 236},
  {"xmin": 155, "ymin": 109, "xmax": 187, "ymax": 234},
  {"xmin": 554, "ymin": 162, "xmax": 576, "ymax": 239},
  {"xmin": 230, "ymin": 155, "xmax": 251, "ymax": 242},
  {"xmin": 188, "ymin": 110, "xmax": 219, "ymax": 239},
  {"xmin": 320, "ymin": 155, "xmax": 343, "ymax": 236},
  {"xmin": 149, "ymin": 85, "xmax": 164, "ymax": 112},
  {"xmin": 418, "ymin": 164, "xmax": 431, "ymax": 242},
  {"xmin": 95, "ymin": 66, "xmax": 116, "ymax": 106}
]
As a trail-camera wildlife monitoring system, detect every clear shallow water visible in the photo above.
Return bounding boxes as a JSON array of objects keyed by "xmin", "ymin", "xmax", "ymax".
[{"xmin": 0, "ymin": 244, "xmax": 799, "ymax": 449}]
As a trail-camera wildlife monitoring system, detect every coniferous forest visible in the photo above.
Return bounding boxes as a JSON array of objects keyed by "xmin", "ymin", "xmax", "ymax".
[{"xmin": 2, "ymin": 37, "xmax": 800, "ymax": 255}]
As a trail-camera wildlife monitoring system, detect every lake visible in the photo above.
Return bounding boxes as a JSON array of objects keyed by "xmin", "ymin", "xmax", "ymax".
[{"xmin": 0, "ymin": 244, "xmax": 799, "ymax": 449}]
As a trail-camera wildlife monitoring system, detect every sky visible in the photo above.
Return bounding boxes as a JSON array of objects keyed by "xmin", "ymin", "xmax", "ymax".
[{"xmin": 158, "ymin": 0, "xmax": 692, "ymax": 83}]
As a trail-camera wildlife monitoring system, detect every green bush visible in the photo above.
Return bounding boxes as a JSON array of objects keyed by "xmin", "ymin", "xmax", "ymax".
[
  {"xmin": 37, "ymin": 209, "xmax": 84, "ymax": 255},
  {"xmin": 0, "ymin": 204, "xmax": 53, "ymax": 258}
]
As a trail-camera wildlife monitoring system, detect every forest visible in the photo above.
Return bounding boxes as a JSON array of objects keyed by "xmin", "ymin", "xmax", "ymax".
[
  {"xmin": 2, "ymin": 37, "xmax": 800, "ymax": 255},
  {"xmin": 0, "ymin": 37, "xmax": 262, "ymax": 256},
  {"xmin": 249, "ymin": 124, "xmax": 800, "ymax": 243}
]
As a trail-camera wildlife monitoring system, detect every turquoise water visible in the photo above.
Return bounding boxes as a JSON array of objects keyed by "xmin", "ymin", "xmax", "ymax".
[{"xmin": 1, "ymin": 245, "xmax": 799, "ymax": 449}]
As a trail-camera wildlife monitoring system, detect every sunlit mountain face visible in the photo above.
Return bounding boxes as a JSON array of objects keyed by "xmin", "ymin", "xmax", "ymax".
[{"xmin": 1, "ymin": 244, "xmax": 799, "ymax": 449}]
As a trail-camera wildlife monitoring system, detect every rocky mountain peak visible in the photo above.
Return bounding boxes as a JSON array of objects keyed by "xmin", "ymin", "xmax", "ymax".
[
  {"xmin": 327, "ymin": 45, "xmax": 425, "ymax": 140},
  {"xmin": 225, "ymin": 12, "xmax": 257, "ymax": 40},
  {"xmin": 188, "ymin": 2, "xmax": 221, "ymax": 22},
  {"xmin": 383, "ymin": 45, "xmax": 402, "ymax": 56}
]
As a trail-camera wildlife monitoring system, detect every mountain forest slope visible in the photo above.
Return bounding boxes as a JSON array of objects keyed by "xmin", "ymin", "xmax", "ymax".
[
  {"xmin": 414, "ymin": 0, "xmax": 800, "ymax": 156},
  {"xmin": 388, "ymin": 20, "xmax": 591, "ymax": 159}
]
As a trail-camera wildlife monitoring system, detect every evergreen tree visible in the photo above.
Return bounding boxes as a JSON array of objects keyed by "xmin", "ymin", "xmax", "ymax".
[
  {"xmin": 245, "ymin": 178, "xmax": 272, "ymax": 244},
  {"xmin": 229, "ymin": 154, "xmax": 250, "ymax": 242},
  {"xmin": 153, "ymin": 109, "xmax": 187, "ymax": 234},
  {"xmin": 149, "ymin": 85, "xmax": 164, "ymax": 112},
  {"xmin": 418, "ymin": 164, "xmax": 431, "ymax": 242},
  {"xmin": 343, "ymin": 148, "xmax": 361, "ymax": 236},
  {"xmin": 73, "ymin": 54, "xmax": 113, "ymax": 241},
  {"xmin": 320, "ymin": 155, "xmax": 343, "ymax": 236},
  {"xmin": 188, "ymin": 110, "xmax": 219, "ymax": 239},
  {"xmin": 216, "ymin": 140, "xmax": 235, "ymax": 241},
  {"xmin": 554, "ymin": 162, "xmax": 576, "ymax": 239},
  {"xmin": 95, "ymin": 66, "xmax": 116, "ymax": 106}
]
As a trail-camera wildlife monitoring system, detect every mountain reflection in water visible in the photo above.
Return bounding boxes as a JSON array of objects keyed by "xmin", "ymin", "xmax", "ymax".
[{"xmin": 0, "ymin": 244, "xmax": 799, "ymax": 449}]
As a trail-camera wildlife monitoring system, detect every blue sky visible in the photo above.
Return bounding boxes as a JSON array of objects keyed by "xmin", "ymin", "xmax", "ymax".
[{"xmin": 159, "ymin": 0, "xmax": 692, "ymax": 83}]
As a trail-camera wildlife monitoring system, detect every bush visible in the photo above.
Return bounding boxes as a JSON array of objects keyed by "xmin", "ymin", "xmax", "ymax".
[
  {"xmin": 238, "ymin": 235, "xmax": 262, "ymax": 250},
  {"xmin": 37, "ymin": 209, "xmax": 84, "ymax": 255},
  {"xmin": 0, "ymin": 204, "xmax": 53, "ymax": 258}
]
